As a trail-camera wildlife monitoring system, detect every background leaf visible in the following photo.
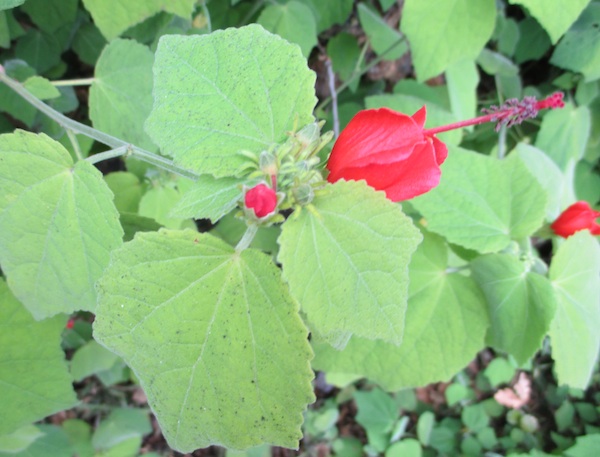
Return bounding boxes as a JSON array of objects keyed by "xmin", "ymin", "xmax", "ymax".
[
  {"xmin": 70, "ymin": 340, "xmax": 123, "ymax": 383},
  {"xmin": 401, "ymin": 0, "xmax": 496, "ymax": 81},
  {"xmin": 278, "ymin": 180, "xmax": 422, "ymax": 347},
  {"xmin": 549, "ymin": 231, "xmax": 600, "ymax": 389},
  {"xmin": 0, "ymin": 280, "xmax": 77, "ymax": 435},
  {"xmin": 137, "ymin": 177, "xmax": 195, "ymax": 230},
  {"xmin": 445, "ymin": 59, "xmax": 479, "ymax": 127},
  {"xmin": 471, "ymin": 253, "xmax": 557, "ymax": 364},
  {"xmin": 312, "ymin": 232, "xmax": 489, "ymax": 390},
  {"xmin": 0, "ymin": 60, "xmax": 37, "ymax": 127},
  {"xmin": 0, "ymin": 424, "xmax": 73, "ymax": 457},
  {"xmin": 535, "ymin": 103, "xmax": 591, "ymax": 171},
  {"xmin": 89, "ymin": 39, "xmax": 157, "ymax": 152},
  {"xmin": 14, "ymin": 29, "xmax": 62, "ymax": 74},
  {"xmin": 257, "ymin": 1, "xmax": 317, "ymax": 58},
  {"xmin": 169, "ymin": 175, "xmax": 244, "ymax": 223},
  {"xmin": 513, "ymin": 143, "xmax": 569, "ymax": 219},
  {"xmin": 357, "ymin": 3, "xmax": 408, "ymax": 61},
  {"xmin": 145, "ymin": 25, "xmax": 317, "ymax": 177},
  {"xmin": 22, "ymin": 76, "xmax": 60, "ymax": 100},
  {"xmin": 91, "ymin": 408, "xmax": 151, "ymax": 451},
  {"xmin": 297, "ymin": 0, "xmax": 353, "ymax": 33},
  {"xmin": 411, "ymin": 149, "xmax": 547, "ymax": 253},
  {"xmin": 508, "ymin": 0, "xmax": 591, "ymax": 44},
  {"xmin": 81, "ymin": 0, "xmax": 196, "ymax": 40},
  {"xmin": 94, "ymin": 230, "xmax": 314, "ymax": 452},
  {"xmin": 21, "ymin": 0, "xmax": 78, "ymax": 33},
  {"xmin": 550, "ymin": 2, "xmax": 600, "ymax": 82},
  {"xmin": 0, "ymin": 131, "xmax": 123, "ymax": 319},
  {"xmin": 0, "ymin": 0, "xmax": 24, "ymax": 11}
]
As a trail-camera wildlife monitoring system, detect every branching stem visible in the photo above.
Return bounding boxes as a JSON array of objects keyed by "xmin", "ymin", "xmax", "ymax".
[{"xmin": 0, "ymin": 71, "xmax": 200, "ymax": 181}]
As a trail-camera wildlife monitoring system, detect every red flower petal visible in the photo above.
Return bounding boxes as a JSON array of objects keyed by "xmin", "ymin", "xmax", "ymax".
[
  {"xmin": 326, "ymin": 106, "xmax": 446, "ymax": 201},
  {"xmin": 411, "ymin": 106, "xmax": 427, "ymax": 128},
  {"xmin": 550, "ymin": 201, "xmax": 600, "ymax": 238}
]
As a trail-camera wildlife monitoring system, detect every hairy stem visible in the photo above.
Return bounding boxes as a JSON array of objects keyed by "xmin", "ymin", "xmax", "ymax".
[
  {"xmin": 66, "ymin": 129, "xmax": 83, "ymax": 161},
  {"xmin": 86, "ymin": 145, "xmax": 131, "ymax": 164},
  {"xmin": 51, "ymin": 78, "xmax": 96, "ymax": 86},
  {"xmin": 235, "ymin": 224, "xmax": 259, "ymax": 252}
]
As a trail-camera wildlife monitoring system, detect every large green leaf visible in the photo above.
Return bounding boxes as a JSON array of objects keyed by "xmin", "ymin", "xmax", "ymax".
[
  {"xmin": 0, "ymin": 131, "xmax": 123, "ymax": 319},
  {"xmin": 535, "ymin": 103, "xmax": 591, "ymax": 171},
  {"xmin": 278, "ymin": 181, "xmax": 422, "ymax": 347},
  {"xmin": 411, "ymin": 148, "xmax": 547, "ymax": 253},
  {"xmin": 401, "ymin": 0, "xmax": 496, "ymax": 81},
  {"xmin": 145, "ymin": 25, "xmax": 317, "ymax": 178},
  {"xmin": 81, "ymin": 0, "xmax": 196, "ymax": 40},
  {"xmin": 89, "ymin": 39, "xmax": 157, "ymax": 152},
  {"xmin": 549, "ymin": 231, "xmax": 600, "ymax": 389},
  {"xmin": 257, "ymin": 1, "xmax": 317, "ymax": 58},
  {"xmin": 312, "ymin": 233, "xmax": 489, "ymax": 390},
  {"xmin": 471, "ymin": 254, "xmax": 557, "ymax": 365},
  {"xmin": 0, "ymin": 280, "xmax": 77, "ymax": 435},
  {"xmin": 94, "ymin": 230, "xmax": 314, "ymax": 452},
  {"xmin": 509, "ymin": 0, "xmax": 591, "ymax": 44}
]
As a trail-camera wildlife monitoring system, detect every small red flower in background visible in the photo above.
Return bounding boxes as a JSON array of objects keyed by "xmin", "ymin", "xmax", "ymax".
[
  {"xmin": 550, "ymin": 201, "xmax": 600, "ymax": 238},
  {"xmin": 245, "ymin": 183, "xmax": 278, "ymax": 218},
  {"xmin": 326, "ymin": 107, "xmax": 448, "ymax": 202},
  {"xmin": 66, "ymin": 318, "xmax": 75, "ymax": 329},
  {"xmin": 326, "ymin": 93, "xmax": 564, "ymax": 202}
]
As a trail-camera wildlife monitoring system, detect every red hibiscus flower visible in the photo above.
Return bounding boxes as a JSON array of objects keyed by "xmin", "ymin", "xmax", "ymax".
[
  {"xmin": 551, "ymin": 201, "xmax": 600, "ymax": 238},
  {"xmin": 326, "ymin": 93, "xmax": 565, "ymax": 202},
  {"xmin": 326, "ymin": 107, "xmax": 448, "ymax": 202}
]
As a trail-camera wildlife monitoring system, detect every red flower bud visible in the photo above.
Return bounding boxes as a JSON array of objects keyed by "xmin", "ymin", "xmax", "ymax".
[
  {"xmin": 245, "ymin": 183, "xmax": 278, "ymax": 218},
  {"xmin": 326, "ymin": 107, "xmax": 448, "ymax": 202},
  {"xmin": 66, "ymin": 318, "xmax": 75, "ymax": 329},
  {"xmin": 550, "ymin": 201, "xmax": 600, "ymax": 238}
]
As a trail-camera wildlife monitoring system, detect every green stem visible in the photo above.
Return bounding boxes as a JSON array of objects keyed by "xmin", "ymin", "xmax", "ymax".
[
  {"xmin": 86, "ymin": 145, "xmax": 131, "ymax": 164},
  {"xmin": 0, "ymin": 71, "xmax": 200, "ymax": 181},
  {"xmin": 497, "ymin": 123, "xmax": 507, "ymax": 159},
  {"xmin": 316, "ymin": 36, "xmax": 407, "ymax": 112},
  {"xmin": 199, "ymin": 0, "xmax": 212, "ymax": 33},
  {"xmin": 51, "ymin": 77, "xmax": 95, "ymax": 87},
  {"xmin": 66, "ymin": 128, "xmax": 83, "ymax": 161},
  {"xmin": 235, "ymin": 224, "xmax": 258, "ymax": 252}
]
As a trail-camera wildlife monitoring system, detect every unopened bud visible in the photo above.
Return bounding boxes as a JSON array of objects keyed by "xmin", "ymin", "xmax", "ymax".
[
  {"xmin": 293, "ymin": 183, "xmax": 314, "ymax": 206},
  {"xmin": 259, "ymin": 151, "xmax": 278, "ymax": 175},
  {"xmin": 244, "ymin": 183, "xmax": 278, "ymax": 218}
]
